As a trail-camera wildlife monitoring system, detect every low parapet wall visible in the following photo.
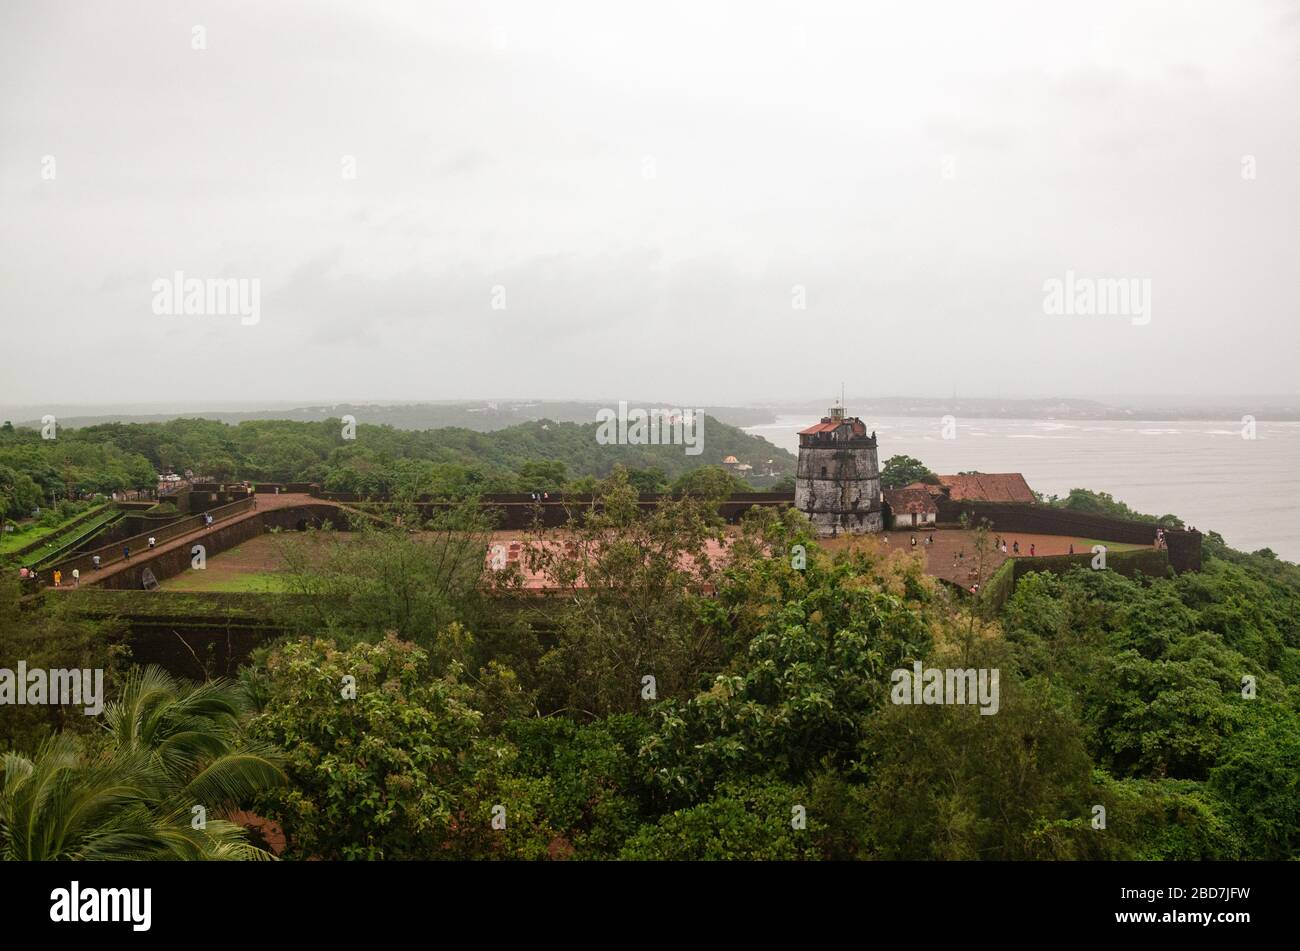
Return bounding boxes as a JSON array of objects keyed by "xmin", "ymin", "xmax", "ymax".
[
  {"xmin": 317, "ymin": 490, "xmax": 794, "ymax": 505},
  {"xmin": 937, "ymin": 499, "xmax": 1154, "ymax": 541},
  {"xmin": 320, "ymin": 490, "xmax": 796, "ymax": 530},
  {"xmin": 936, "ymin": 500, "xmax": 1202, "ymax": 573},
  {"xmin": 184, "ymin": 488, "xmax": 253, "ymax": 512},
  {"xmin": 48, "ymin": 496, "xmax": 256, "ymax": 580},
  {"xmin": 89, "ymin": 503, "xmax": 346, "ymax": 591},
  {"xmin": 1163, "ymin": 530, "xmax": 1202, "ymax": 573},
  {"xmin": 982, "ymin": 548, "xmax": 1173, "ymax": 611},
  {"xmin": 4, "ymin": 503, "xmax": 114, "ymax": 561},
  {"xmin": 97, "ymin": 512, "xmax": 264, "ymax": 590},
  {"xmin": 26, "ymin": 511, "xmax": 127, "ymax": 570},
  {"xmin": 58, "ymin": 590, "xmax": 300, "ymax": 677}
]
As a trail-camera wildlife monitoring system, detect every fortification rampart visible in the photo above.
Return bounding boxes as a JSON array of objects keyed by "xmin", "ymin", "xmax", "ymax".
[
  {"xmin": 935, "ymin": 499, "xmax": 1201, "ymax": 572},
  {"xmin": 46, "ymin": 496, "xmax": 256, "ymax": 580},
  {"xmin": 319, "ymin": 490, "xmax": 795, "ymax": 530},
  {"xmin": 88, "ymin": 502, "xmax": 347, "ymax": 591}
]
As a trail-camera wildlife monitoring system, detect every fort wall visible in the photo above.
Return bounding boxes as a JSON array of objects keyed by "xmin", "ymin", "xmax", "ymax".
[
  {"xmin": 935, "ymin": 499, "xmax": 1202, "ymax": 572},
  {"xmin": 91, "ymin": 503, "xmax": 348, "ymax": 590}
]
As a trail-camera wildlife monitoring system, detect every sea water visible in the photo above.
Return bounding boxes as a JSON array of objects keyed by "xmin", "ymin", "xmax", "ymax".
[{"xmin": 746, "ymin": 416, "xmax": 1300, "ymax": 563}]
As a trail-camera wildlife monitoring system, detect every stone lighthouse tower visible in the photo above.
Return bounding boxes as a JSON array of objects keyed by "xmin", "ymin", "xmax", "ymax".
[{"xmin": 794, "ymin": 405, "xmax": 883, "ymax": 537}]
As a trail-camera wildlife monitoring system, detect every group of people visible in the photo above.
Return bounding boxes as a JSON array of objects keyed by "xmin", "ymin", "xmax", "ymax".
[
  {"xmin": 17, "ymin": 565, "xmax": 81, "ymax": 587},
  {"xmin": 990, "ymin": 536, "xmax": 1035, "ymax": 557},
  {"xmin": 903, "ymin": 531, "xmax": 1049, "ymax": 559},
  {"xmin": 528, "ymin": 492, "xmax": 550, "ymax": 502},
  {"xmin": 19, "ymin": 510, "xmax": 222, "ymax": 589}
]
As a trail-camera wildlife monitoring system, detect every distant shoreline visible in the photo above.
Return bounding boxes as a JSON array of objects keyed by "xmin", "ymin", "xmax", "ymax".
[{"xmin": 9, "ymin": 392, "xmax": 1300, "ymax": 433}]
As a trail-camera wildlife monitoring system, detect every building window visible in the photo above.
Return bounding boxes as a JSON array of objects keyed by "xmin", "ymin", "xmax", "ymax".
[{"xmin": 820, "ymin": 466, "xmax": 828, "ymax": 479}]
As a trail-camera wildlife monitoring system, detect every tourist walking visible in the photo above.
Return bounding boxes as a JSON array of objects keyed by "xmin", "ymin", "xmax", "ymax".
[
  {"xmin": 92, "ymin": 555, "xmax": 101, "ymax": 570},
  {"xmin": 1030, "ymin": 543, "xmax": 1036, "ymax": 557},
  {"xmin": 72, "ymin": 568, "xmax": 80, "ymax": 587},
  {"xmin": 1012, "ymin": 541, "xmax": 1020, "ymax": 555},
  {"xmin": 910, "ymin": 535, "xmax": 917, "ymax": 548},
  {"xmin": 148, "ymin": 535, "xmax": 156, "ymax": 549},
  {"xmin": 53, "ymin": 570, "xmax": 62, "ymax": 587},
  {"xmin": 123, "ymin": 545, "xmax": 131, "ymax": 560}
]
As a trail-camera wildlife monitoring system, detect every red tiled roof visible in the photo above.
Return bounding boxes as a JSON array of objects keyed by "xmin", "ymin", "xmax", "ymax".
[
  {"xmin": 884, "ymin": 486, "xmax": 938, "ymax": 514},
  {"xmin": 798, "ymin": 421, "xmax": 840, "ymax": 435},
  {"xmin": 486, "ymin": 536, "xmax": 734, "ymax": 591},
  {"xmin": 799, "ymin": 416, "xmax": 868, "ymax": 436},
  {"xmin": 903, "ymin": 481, "xmax": 947, "ymax": 497},
  {"xmin": 937, "ymin": 473, "xmax": 1035, "ymax": 503}
]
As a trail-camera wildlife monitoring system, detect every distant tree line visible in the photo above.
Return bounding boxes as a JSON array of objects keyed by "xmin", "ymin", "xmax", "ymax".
[{"xmin": 0, "ymin": 415, "xmax": 796, "ymax": 525}]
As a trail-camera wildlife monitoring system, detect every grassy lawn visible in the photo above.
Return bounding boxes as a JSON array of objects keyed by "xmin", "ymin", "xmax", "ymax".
[
  {"xmin": 158, "ymin": 572, "xmax": 296, "ymax": 593},
  {"xmin": 0, "ymin": 506, "xmax": 113, "ymax": 557},
  {"xmin": 157, "ymin": 537, "xmax": 303, "ymax": 593},
  {"xmin": 1076, "ymin": 538, "xmax": 1147, "ymax": 552}
]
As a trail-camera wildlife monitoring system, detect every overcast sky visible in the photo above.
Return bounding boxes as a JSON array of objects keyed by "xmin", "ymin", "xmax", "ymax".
[{"xmin": 1, "ymin": 0, "xmax": 1297, "ymax": 409}]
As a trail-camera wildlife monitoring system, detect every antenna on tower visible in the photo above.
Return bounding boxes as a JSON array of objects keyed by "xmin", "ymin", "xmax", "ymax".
[{"xmin": 829, "ymin": 383, "xmax": 846, "ymax": 422}]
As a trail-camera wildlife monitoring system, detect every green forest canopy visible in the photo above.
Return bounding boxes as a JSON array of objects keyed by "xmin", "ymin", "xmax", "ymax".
[
  {"xmin": 1, "ymin": 484, "xmax": 1297, "ymax": 860},
  {"xmin": 0, "ymin": 415, "xmax": 795, "ymax": 509}
]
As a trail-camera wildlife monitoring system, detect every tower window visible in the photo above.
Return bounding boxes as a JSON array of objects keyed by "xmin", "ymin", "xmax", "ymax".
[{"xmin": 820, "ymin": 466, "xmax": 828, "ymax": 479}]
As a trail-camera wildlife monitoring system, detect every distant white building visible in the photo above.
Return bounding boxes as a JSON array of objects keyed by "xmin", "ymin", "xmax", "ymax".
[{"xmin": 883, "ymin": 486, "xmax": 938, "ymax": 529}]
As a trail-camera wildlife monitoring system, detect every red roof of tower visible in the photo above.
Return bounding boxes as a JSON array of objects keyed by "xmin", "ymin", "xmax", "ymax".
[{"xmin": 798, "ymin": 421, "xmax": 840, "ymax": 435}]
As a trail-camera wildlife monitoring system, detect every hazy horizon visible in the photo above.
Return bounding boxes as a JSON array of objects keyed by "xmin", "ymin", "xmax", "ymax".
[
  {"xmin": 10, "ymin": 391, "xmax": 1300, "ymax": 432},
  {"xmin": 6, "ymin": 391, "xmax": 1300, "ymax": 415}
]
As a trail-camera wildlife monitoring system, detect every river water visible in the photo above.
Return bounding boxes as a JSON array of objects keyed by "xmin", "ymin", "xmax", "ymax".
[{"xmin": 745, "ymin": 415, "xmax": 1300, "ymax": 563}]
